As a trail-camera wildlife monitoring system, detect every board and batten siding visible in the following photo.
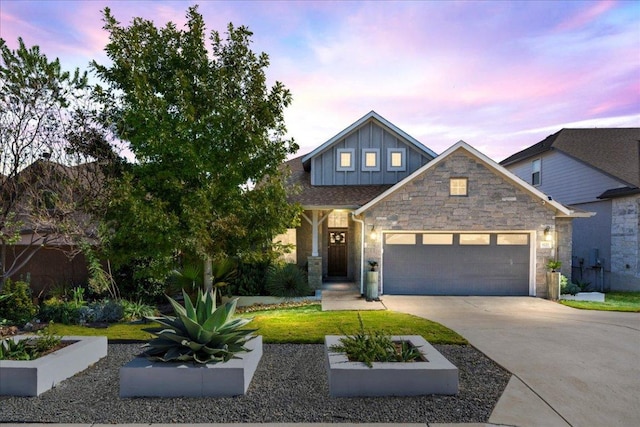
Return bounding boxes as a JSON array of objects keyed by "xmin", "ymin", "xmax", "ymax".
[
  {"xmin": 506, "ymin": 151, "xmax": 627, "ymax": 205},
  {"xmin": 311, "ymin": 121, "xmax": 431, "ymax": 186}
]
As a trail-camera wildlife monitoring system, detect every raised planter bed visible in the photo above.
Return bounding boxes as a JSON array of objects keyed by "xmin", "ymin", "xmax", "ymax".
[
  {"xmin": 120, "ymin": 335, "xmax": 263, "ymax": 397},
  {"xmin": 560, "ymin": 292, "xmax": 605, "ymax": 302},
  {"xmin": 325, "ymin": 335, "xmax": 458, "ymax": 397},
  {"xmin": 0, "ymin": 335, "xmax": 108, "ymax": 396}
]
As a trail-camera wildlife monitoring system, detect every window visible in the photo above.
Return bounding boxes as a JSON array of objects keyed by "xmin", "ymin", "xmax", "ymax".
[
  {"xmin": 361, "ymin": 149, "xmax": 380, "ymax": 171},
  {"xmin": 385, "ymin": 233, "xmax": 416, "ymax": 245},
  {"xmin": 497, "ymin": 234, "xmax": 529, "ymax": 245},
  {"xmin": 422, "ymin": 234, "xmax": 454, "ymax": 245},
  {"xmin": 450, "ymin": 178, "xmax": 468, "ymax": 196},
  {"xmin": 459, "ymin": 234, "xmax": 490, "ymax": 245},
  {"xmin": 532, "ymin": 159, "xmax": 541, "ymax": 186},
  {"xmin": 328, "ymin": 210, "xmax": 349, "ymax": 228},
  {"xmin": 387, "ymin": 148, "xmax": 406, "ymax": 171},
  {"xmin": 337, "ymin": 149, "xmax": 355, "ymax": 171}
]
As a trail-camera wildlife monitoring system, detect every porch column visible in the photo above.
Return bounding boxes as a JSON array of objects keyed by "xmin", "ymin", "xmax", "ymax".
[{"xmin": 302, "ymin": 209, "xmax": 324, "ymax": 290}]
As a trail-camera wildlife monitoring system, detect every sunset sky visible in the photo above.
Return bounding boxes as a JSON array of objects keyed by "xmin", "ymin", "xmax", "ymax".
[{"xmin": 1, "ymin": 0, "xmax": 638, "ymax": 161}]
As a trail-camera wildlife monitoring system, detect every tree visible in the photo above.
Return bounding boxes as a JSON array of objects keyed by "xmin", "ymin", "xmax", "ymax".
[
  {"xmin": 0, "ymin": 38, "xmax": 116, "ymax": 285},
  {"xmin": 93, "ymin": 6, "xmax": 301, "ymax": 286}
]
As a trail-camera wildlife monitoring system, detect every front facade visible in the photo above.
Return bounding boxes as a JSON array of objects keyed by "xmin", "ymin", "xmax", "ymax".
[
  {"xmin": 501, "ymin": 128, "xmax": 640, "ymax": 291},
  {"xmin": 285, "ymin": 112, "xmax": 585, "ymax": 297}
]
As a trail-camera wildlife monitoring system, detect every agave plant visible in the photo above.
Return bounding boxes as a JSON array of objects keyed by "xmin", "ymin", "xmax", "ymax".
[{"xmin": 143, "ymin": 288, "xmax": 256, "ymax": 364}]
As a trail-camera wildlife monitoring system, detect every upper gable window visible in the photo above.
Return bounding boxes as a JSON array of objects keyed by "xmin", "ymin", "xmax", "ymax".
[
  {"xmin": 387, "ymin": 148, "xmax": 406, "ymax": 171},
  {"xmin": 450, "ymin": 178, "xmax": 468, "ymax": 196},
  {"xmin": 532, "ymin": 159, "xmax": 541, "ymax": 186},
  {"xmin": 336, "ymin": 149, "xmax": 355, "ymax": 171},
  {"xmin": 362, "ymin": 149, "xmax": 380, "ymax": 171}
]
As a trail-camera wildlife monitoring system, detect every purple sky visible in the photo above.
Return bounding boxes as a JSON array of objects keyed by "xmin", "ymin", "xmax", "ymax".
[{"xmin": 1, "ymin": 0, "xmax": 639, "ymax": 161}]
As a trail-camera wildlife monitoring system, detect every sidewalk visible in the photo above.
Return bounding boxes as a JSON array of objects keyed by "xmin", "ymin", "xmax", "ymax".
[{"xmin": 320, "ymin": 282, "xmax": 386, "ymax": 311}]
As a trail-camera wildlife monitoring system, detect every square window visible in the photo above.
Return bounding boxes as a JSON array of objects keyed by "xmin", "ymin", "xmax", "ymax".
[
  {"xmin": 336, "ymin": 149, "xmax": 355, "ymax": 171},
  {"xmin": 450, "ymin": 178, "xmax": 468, "ymax": 196},
  {"xmin": 362, "ymin": 149, "xmax": 380, "ymax": 171},
  {"xmin": 532, "ymin": 159, "xmax": 541, "ymax": 186},
  {"xmin": 387, "ymin": 148, "xmax": 406, "ymax": 171}
]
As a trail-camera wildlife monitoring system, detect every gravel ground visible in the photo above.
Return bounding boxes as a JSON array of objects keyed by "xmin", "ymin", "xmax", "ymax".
[{"xmin": 0, "ymin": 343, "xmax": 510, "ymax": 424}]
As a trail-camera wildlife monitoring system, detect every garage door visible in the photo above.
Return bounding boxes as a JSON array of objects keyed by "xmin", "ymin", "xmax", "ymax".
[{"xmin": 382, "ymin": 232, "xmax": 530, "ymax": 295}]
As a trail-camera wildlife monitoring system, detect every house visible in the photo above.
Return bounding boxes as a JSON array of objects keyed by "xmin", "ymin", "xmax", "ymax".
[
  {"xmin": 500, "ymin": 128, "xmax": 640, "ymax": 291},
  {"xmin": 284, "ymin": 111, "xmax": 588, "ymax": 297}
]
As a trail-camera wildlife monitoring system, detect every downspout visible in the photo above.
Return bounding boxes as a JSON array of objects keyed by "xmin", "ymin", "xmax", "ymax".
[{"xmin": 351, "ymin": 212, "xmax": 365, "ymax": 295}]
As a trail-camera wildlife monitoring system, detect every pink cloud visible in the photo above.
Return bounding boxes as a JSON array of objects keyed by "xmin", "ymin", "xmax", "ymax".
[{"xmin": 556, "ymin": 0, "xmax": 617, "ymax": 31}]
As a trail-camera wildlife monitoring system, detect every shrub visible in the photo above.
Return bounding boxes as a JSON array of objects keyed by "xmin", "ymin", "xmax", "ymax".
[
  {"xmin": 265, "ymin": 263, "xmax": 310, "ymax": 297},
  {"xmin": 226, "ymin": 261, "xmax": 270, "ymax": 296},
  {"xmin": 0, "ymin": 279, "xmax": 38, "ymax": 325},
  {"xmin": 143, "ymin": 289, "xmax": 256, "ymax": 364},
  {"xmin": 39, "ymin": 297, "xmax": 83, "ymax": 325},
  {"xmin": 79, "ymin": 299, "xmax": 124, "ymax": 323},
  {"xmin": 121, "ymin": 299, "xmax": 157, "ymax": 321},
  {"xmin": 560, "ymin": 275, "xmax": 581, "ymax": 295}
]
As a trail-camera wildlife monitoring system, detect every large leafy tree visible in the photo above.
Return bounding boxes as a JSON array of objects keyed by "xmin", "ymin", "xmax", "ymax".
[
  {"xmin": 93, "ymin": 6, "xmax": 300, "ymax": 284},
  {"xmin": 0, "ymin": 38, "xmax": 116, "ymax": 285}
]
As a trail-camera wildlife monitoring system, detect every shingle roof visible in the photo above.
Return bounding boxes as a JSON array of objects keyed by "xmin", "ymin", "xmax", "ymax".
[
  {"xmin": 500, "ymin": 128, "xmax": 640, "ymax": 188},
  {"xmin": 283, "ymin": 155, "xmax": 391, "ymax": 209}
]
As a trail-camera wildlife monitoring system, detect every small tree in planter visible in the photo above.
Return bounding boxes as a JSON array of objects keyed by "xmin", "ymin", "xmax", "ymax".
[
  {"xmin": 546, "ymin": 259, "xmax": 562, "ymax": 300},
  {"xmin": 366, "ymin": 260, "xmax": 379, "ymax": 301}
]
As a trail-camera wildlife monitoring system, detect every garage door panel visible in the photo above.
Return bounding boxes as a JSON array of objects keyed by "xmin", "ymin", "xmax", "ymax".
[{"xmin": 383, "ymin": 232, "xmax": 530, "ymax": 295}]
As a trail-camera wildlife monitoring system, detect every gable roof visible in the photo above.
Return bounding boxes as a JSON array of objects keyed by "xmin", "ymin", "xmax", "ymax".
[
  {"xmin": 356, "ymin": 140, "xmax": 589, "ymax": 218},
  {"xmin": 500, "ymin": 128, "xmax": 640, "ymax": 188},
  {"xmin": 301, "ymin": 111, "xmax": 437, "ymax": 171},
  {"xmin": 283, "ymin": 155, "xmax": 391, "ymax": 209}
]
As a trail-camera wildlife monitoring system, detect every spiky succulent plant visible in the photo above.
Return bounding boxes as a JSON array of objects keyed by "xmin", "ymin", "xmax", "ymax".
[{"xmin": 143, "ymin": 289, "xmax": 256, "ymax": 364}]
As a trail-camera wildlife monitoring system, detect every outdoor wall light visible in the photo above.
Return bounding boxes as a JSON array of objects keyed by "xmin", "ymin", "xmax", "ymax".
[
  {"xmin": 544, "ymin": 226, "xmax": 553, "ymax": 241},
  {"xmin": 370, "ymin": 225, "xmax": 378, "ymax": 240}
]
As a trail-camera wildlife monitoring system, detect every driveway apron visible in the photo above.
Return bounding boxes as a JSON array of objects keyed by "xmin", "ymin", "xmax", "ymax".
[{"xmin": 383, "ymin": 296, "xmax": 640, "ymax": 427}]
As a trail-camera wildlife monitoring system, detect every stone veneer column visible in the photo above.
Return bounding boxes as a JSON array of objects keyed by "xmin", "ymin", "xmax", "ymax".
[{"xmin": 307, "ymin": 256, "xmax": 322, "ymax": 290}]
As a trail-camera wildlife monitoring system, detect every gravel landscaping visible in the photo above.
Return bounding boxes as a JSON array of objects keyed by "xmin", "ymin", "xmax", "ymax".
[{"xmin": 0, "ymin": 343, "xmax": 510, "ymax": 424}]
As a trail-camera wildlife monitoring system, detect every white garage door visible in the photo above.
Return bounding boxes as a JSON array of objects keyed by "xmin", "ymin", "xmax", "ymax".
[{"xmin": 382, "ymin": 232, "xmax": 531, "ymax": 295}]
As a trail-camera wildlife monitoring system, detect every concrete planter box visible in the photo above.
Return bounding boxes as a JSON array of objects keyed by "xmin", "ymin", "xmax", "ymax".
[
  {"xmin": 222, "ymin": 294, "xmax": 320, "ymax": 308},
  {"xmin": 560, "ymin": 292, "xmax": 605, "ymax": 302},
  {"xmin": 325, "ymin": 335, "xmax": 458, "ymax": 397},
  {"xmin": 120, "ymin": 335, "xmax": 262, "ymax": 397},
  {"xmin": 546, "ymin": 271, "xmax": 561, "ymax": 300},
  {"xmin": 0, "ymin": 335, "xmax": 108, "ymax": 396}
]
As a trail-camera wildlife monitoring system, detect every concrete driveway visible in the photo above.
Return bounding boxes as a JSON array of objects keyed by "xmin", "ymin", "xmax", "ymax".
[{"xmin": 382, "ymin": 296, "xmax": 640, "ymax": 427}]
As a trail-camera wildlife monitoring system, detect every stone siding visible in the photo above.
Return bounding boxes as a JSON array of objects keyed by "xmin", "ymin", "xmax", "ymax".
[
  {"xmin": 610, "ymin": 195, "xmax": 640, "ymax": 290},
  {"xmin": 359, "ymin": 150, "xmax": 567, "ymax": 297}
]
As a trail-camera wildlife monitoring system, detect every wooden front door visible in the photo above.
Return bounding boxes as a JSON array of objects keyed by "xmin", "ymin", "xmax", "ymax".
[{"xmin": 328, "ymin": 229, "xmax": 348, "ymax": 277}]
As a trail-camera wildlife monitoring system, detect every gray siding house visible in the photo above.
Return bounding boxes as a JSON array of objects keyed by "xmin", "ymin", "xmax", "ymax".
[
  {"xmin": 501, "ymin": 128, "xmax": 640, "ymax": 291},
  {"xmin": 285, "ymin": 112, "xmax": 587, "ymax": 297}
]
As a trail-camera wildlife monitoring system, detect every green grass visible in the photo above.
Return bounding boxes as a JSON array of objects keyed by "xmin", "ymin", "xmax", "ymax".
[
  {"xmin": 559, "ymin": 291, "xmax": 640, "ymax": 312},
  {"xmin": 46, "ymin": 304, "xmax": 467, "ymax": 344}
]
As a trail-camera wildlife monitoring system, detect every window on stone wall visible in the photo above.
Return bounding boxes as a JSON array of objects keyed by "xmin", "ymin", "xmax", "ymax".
[{"xmin": 450, "ymin": 178, "xmax": 468, "ymax": 196}]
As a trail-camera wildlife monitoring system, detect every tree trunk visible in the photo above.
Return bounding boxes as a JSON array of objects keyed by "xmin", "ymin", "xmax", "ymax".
[{"xmin": 203, "ymin": 258, "xmax": 213, "ymax": 292}]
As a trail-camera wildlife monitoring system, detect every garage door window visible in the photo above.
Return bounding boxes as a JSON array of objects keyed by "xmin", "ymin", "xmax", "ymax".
[
  {"xmin": 422, "ymin": 234, "xmax": 453, "ymax": 245},
  {"xmin": 497, "ymin": 234, "xmax": 529, "ymax": 245},
  {"xmin": 385, "ymin": 234, "xmax": 416, "ymax": 245},
  {"xmin": 459, "ymin": 234, "xmax": 490, "ymax": 245}
]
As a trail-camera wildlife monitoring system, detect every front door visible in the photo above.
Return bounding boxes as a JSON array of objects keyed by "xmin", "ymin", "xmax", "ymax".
[{"xmin": 328, "ymin": 229, "xmax": 348, "ymax": 278}]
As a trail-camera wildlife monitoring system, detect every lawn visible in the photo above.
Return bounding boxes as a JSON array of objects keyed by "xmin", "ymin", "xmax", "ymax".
[
  {"xmin": 46, "ymin": 304, "xmax": 467, "ymax": 344},
  {"xmin": 559, "ymin": 291, "xmax": 640, "ymax": 312}
]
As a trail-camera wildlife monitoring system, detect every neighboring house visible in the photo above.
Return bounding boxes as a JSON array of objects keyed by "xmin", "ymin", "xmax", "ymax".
[
  {"xmin": 284, "ymin": 111, "xmax": 587, "ymax": 297},
  {"xmin": 1, "ymin": 160, "xmax": 97, "ymax": 294},
  {"xmin": 500, "ymin": 128, "xmax": 640, "ymax": 291}
]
